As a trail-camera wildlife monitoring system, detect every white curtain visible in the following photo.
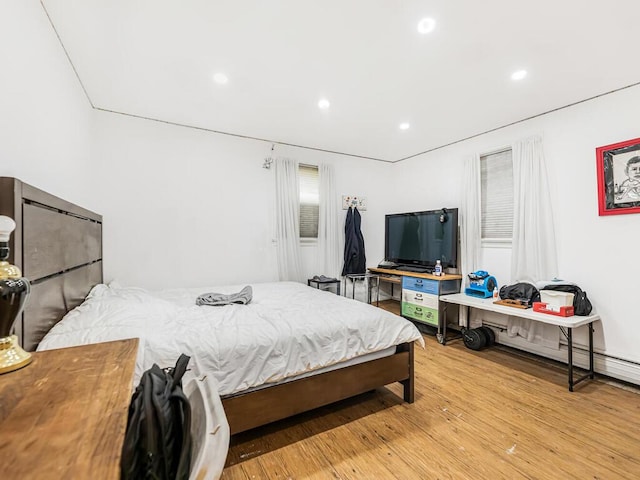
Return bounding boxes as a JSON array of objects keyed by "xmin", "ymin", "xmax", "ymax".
[
  {"xmin": 460, "ymin": 154, "xmax": 482, "ymax": 326},
  {"xmin": 507, "ymin": 135, "xmax": 559, "ymax": 346},
  {"xmin": 317, "ymin": 163, "xmax": 341, "ymax": 278},
  {"xmin": 274, "ymin": 157, "xmax": 303, "ymax": 282}
]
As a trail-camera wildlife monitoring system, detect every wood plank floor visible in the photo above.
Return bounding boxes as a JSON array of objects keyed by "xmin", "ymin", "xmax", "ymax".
[{"xmin": 222, "ymin": 333, "xmax": 640, "ymax": 479}]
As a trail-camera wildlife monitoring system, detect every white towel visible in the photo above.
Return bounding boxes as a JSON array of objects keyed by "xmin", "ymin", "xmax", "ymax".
[{"xmin": 196, "ymin": 286, "xmax": 252, "ymax": 306}]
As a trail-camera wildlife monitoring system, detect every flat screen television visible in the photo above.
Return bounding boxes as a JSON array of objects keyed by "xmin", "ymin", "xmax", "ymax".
[{"xmin": 384, "ymin": 208, "xmax": 458, "ymax": 269}]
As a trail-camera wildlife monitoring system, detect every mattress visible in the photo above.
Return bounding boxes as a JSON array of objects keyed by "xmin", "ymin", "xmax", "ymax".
[{"xmin": 38, "ymin": 281, "xmax": 424, "ymax": 396}]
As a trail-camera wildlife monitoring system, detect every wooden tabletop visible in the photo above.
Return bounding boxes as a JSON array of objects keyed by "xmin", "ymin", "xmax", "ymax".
[
  {"xmin": 368, "ymin": 267, "xmax": 463, "ymax": 281},
  {"xmin": 0, "ymin": 338, "xmax": 139, "ymax": 479}
]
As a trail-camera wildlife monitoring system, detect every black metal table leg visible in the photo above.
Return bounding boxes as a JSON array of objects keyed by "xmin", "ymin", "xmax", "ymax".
[
  {"xmin": 561, "ymin": 323, "xmax": 596, "ymax": 392},
  {"xmin": 589, "ymin": 322, "xmax": 594, "ymax": 379},
  {"xmin": 438, "ymin": 303, "xmax": 447, "ymax": 344},
  {"xmin": 568, "ymin": 327, "xmax": 574, "ymax": 391}
]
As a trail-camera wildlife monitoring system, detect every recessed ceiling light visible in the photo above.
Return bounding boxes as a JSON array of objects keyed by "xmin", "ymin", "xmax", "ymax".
[
  {"xmin": 417, "ymin": 18, "xmax": 436, "ymax": 34},
  {"xmin": 399, "ymin": 122, "xmax": 411, "ymax": 130},
  {"xmin": 213, "ymin": 73, "xmax": 228, "ymax": 85},
  {"xmin": 511, "ymin": 70, "xmax": 527, "ymax": 81},
  {"xmin": 318, "ymin": 98, "xmax": 330, "ymax": 109}
]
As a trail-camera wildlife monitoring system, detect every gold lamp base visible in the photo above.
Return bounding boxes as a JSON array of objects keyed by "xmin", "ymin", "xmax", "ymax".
[{"xmin": 0, "ymin": 335, "xmax": 32, "ymax": 374}]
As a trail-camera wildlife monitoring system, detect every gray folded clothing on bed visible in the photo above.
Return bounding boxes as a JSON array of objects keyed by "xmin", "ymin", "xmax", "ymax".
[{"xmin": 196, "ymin": 285, "xmax": 253, "ymax": 306}]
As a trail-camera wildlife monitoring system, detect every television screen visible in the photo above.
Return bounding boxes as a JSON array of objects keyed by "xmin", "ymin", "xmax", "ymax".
[{"xmin": 384, "ymin": 208, "xmax": 458, "ymax": 269}]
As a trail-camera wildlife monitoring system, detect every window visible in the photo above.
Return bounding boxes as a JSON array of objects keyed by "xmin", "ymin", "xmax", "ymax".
[
  {"xmin": 299, "ymin": 164, "xmax": 319, "ymax": 240},
  {"xmin": 481, "ymin": 148, "xmax": 513, "ymax": 245}
]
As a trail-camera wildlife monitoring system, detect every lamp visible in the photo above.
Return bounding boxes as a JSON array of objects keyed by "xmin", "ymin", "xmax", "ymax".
[{"xmin": 0, "ymin": 215, "xmax": 31, "ymax": 374}]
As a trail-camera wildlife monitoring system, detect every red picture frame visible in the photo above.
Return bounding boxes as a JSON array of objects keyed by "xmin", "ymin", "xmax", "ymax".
[{"xmin": 596, "ymin": 137, "xmax": 640, "ymax": 216}]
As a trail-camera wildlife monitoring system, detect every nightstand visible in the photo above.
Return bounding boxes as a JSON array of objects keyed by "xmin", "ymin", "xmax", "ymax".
[
  {"xmin": 307, "ymin": 277, "xmax": 341, "ymax": 296},
  {"xmin": 0, "ymin": 338, "xmax": 139, "ymax": 479}
]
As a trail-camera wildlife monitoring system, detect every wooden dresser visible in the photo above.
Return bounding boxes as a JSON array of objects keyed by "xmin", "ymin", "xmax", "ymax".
[{"xmin": 0, "ymin": 338, "xmax": 139, "ymax": 479}]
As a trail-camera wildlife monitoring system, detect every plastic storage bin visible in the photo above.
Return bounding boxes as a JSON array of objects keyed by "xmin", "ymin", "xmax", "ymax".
[
  {"xmin": 401, "ymin": 302, "xmax": 439, "ymax": 326},
  {"xmin": 540, "ymin": 290, "xmax": 574, "ymax": 307},
  {"xmin": 402, "ymin": 276, "xmax": 439, "ymax": 295}
]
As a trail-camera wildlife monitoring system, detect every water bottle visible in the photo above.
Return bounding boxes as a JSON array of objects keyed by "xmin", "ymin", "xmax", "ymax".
[{"xmin": 434, "ymin": 260, "xmax": 442, "ymax": 276}]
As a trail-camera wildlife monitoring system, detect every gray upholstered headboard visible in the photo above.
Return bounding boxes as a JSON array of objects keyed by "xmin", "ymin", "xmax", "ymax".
[{"xmin": 0, "ymin": 177, "xmax": 103, "ymax": 351}]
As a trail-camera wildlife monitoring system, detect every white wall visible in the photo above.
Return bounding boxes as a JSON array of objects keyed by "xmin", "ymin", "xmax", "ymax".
[
  {"xmin": 390, "ymin": 84, "xmax": 640, "ymax": 371},
  {"xmin": 0, "ymin": 1, "xmax": 94, "ymax": 207},
  {"xmin": 91, "ymin": 111, "xmax": 393, "ymax": 289}
]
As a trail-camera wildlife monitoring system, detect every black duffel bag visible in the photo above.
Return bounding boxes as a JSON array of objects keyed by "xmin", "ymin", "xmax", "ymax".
[
  {"xmin": 499, "ymin": 282, "xmax": 540, "ymax": 306},
  {"xmin": 540, "ymin": 284, "xmax": 593, "ymax": 316}
]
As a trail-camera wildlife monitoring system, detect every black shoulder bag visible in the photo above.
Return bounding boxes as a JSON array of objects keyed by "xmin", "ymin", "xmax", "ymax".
[{"xmin": 540, "ymin": 284, "xmax": 593, "ymax": 316}]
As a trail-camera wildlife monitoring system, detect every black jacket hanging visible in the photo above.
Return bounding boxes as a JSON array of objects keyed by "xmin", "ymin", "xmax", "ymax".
[
  {"xmin": 342, "ymin": 207, "xmax": 354, "ymax": 276},
  {"xmin": 353, "ymin": 207, "xmax": 366, "ymax": 273},
  {"xmin": 342, "ymin": 207, "xmax": 366, "ymax": 275}
]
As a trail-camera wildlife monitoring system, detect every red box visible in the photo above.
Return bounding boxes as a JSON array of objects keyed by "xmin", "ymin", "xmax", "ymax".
[{"xmin": 533, "ymin": 302, "xmax": 574, "ymax": 317}]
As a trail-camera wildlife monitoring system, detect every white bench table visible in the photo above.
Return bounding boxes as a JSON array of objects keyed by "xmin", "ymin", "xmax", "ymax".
[{"xmin": 440, "ymin": 293, "xmax": 601, "ymax": 391}]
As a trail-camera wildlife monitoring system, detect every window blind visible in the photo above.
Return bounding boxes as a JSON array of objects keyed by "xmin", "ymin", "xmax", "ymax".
[
  {"xmin": 481, "ymin": 149, "xmax": 513, "ymax": 241},
  {"xmin": 299, "ymin": 164, "xmax": 319, "ymax": 239}
]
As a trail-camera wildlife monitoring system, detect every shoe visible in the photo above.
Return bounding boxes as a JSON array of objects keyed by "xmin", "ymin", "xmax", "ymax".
[{"xmin": 313, "ymin": 275, "xmax": 337, "ymax": 282}]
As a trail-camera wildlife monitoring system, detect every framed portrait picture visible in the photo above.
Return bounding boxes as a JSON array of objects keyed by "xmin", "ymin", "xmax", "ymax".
[{"xmin": 596, "ymin": 137, "xmax": 640, "ymax": 216}]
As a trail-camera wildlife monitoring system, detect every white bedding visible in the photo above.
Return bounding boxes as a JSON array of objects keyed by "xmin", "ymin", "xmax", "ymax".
[{"xmin": 38, "ymin": 281, "xmax": 424, "ymax": 396}]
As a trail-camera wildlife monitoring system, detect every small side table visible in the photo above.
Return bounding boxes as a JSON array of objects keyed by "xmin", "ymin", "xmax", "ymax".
[
  {"xmin": 0, "ymin": 338, "xmax": 139, "ymax": 479},
  {"xmin": 308, "ymin": 277, "xmax": 341, "ymax": 296},
  {"xmin": 345, "ymin": 273, "xmax": 380, "ymax": 305}
]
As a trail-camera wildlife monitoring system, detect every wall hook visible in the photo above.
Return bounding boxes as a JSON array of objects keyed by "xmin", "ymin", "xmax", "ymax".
[{"xmin": 263, "ymin": 144, "xmax": 275, "ymax": 169}]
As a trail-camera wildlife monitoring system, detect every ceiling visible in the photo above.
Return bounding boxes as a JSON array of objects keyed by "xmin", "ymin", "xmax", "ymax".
[{"xmin": 41, "ymin": 0, "xmax": 640, "ymax": 162}]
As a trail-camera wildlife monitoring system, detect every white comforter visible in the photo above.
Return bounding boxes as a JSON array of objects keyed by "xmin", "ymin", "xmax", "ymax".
[{"xmin": 38, "ymin": 281, "xmax": 424, "ymax": 396}]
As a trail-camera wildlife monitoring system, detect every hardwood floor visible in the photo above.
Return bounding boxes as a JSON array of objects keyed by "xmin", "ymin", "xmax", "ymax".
[
  {"xmin": 222, "ymin": 333, "xmax": 640, "ymax": 479},
  {"xmin": 376, "ymin": 299, "xmax": 401, "ymax": 316}
]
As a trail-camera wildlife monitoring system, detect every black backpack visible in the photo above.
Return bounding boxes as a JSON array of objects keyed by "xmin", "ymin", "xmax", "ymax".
[
  {"xmin": 540, "ymin": 284, "xmax": 593, "ymax": 316},
  {"xmin": 121, "ymin": 354, "xmax": 192, "ymax": 480},
  {"xmin": 499, "ymin": 282, "xmax": 541, "ymax": 307}
]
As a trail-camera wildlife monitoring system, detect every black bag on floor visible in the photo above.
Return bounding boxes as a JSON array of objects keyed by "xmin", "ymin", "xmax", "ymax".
[
  {"xmin": 540, "ymin": 284, "xmax": 593, "ymax": 316},
  {"xmin": 121, "ymin": 354, "xmax": 192, "ymax": 480}
]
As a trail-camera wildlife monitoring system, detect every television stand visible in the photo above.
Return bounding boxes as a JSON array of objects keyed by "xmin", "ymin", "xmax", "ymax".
[{"xmin": 369, "ymin": 268, "xmax": 462, "ymax": 343}]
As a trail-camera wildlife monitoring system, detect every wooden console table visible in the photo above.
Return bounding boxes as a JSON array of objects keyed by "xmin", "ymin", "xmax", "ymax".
[
  {"xmin": 440, "ymin": 293, "xmax": 601, "ymax": 391},
  {"xmin": 0, "ymin": 338, "xmax": 139, "ymax": 479}
]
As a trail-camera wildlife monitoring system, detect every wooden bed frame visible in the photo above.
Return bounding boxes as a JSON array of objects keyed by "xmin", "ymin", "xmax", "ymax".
[
  {"xmin": 222, "ymin": 342, "xmax": 414, "ymax": 434},
  {"xmin": 0, "ymin": 176, "xmax": 415, "ymax": 435}
]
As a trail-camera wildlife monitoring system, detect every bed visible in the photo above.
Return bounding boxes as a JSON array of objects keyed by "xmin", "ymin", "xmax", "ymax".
[
  {"xmin": 1, "ymin": 177, "xmax": 424, "ymax": 436},
  {"xmin": 38, "ymin": 281, "xmax": 423, "ymax": 433}
]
